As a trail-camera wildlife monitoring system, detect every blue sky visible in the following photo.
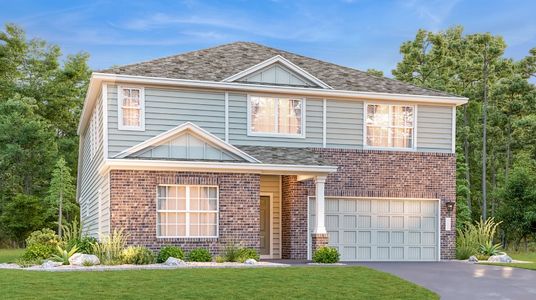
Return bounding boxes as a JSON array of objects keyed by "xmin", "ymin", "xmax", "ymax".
[{"xmin": 1, "ymin": 0, "xmax": 535, "ymax": 76}]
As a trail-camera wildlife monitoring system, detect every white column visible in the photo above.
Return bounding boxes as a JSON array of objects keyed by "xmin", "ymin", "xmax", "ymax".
[{"xmin": 314, "ymin": 176, "xmax": 327, "ymax": 234}]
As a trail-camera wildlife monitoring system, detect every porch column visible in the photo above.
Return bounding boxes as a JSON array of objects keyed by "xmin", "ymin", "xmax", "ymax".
[
  {"xmin": 314, "ymin": 176, "xmax": 327, "ymax": 234},
  {"xmin": 312, "ymin": 176, "xmax": 329, "ymax": 256}
]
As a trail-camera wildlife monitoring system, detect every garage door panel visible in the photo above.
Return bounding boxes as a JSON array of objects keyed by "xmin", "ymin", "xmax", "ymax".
[{"xmin": 311, "ymin": 197, "xmax": 439, "ymax": 261}]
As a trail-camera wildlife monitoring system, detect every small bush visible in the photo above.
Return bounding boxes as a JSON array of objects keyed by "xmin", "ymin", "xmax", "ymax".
[
  {"xmin": 68, "ymin": 236, "xmax": 97, "ymax": 254},
  {"xmin": 479, "ymin": 241, "xmax": 501, "ymax": 257},
  {"xmin": 82, "ymin": 260, "xmax": 95, "ymax": 267},
  {"xmin": 187, "ymin": 248, "xmax": 212, "ymax": 262},
  {"xmin": 476, "ymin": 254, "xmax": 490, "ymax": 261},
  {"xmin": 456, "ymin": 218, "xmax": 501, "ymax": 260},
  {"xmin": 236, "ymin": 248, "xmax": 260, "ymax": 263},
  {"xmin": 22, "ymin": 228, "xmax": 62, "ymax": 260},
  {"xmin": 222, "ymin": 244, "xmax": 241, "ymax": 262},
  {"xmin": 214, "ymin": 255, "xmax": 226, "ymax": 263},
  {"xmin": 121, "ymin": 246, "xmax": 155, "ymax": 265},
  {"xmin": 51, "ymin": 245, "xmax": 79, "ymax": 265},
  {"xmin": 157, "ymin": 246, "xmax": 184, "ymax": 263},
  {"xmin": 16, "ymin": 258, "xmax": 43, "ymax": 268},
  {"xmin": 92, "ymin": 228, "xmax": 128, "ymax": 265},
  {"xmin": 313, "ymin": 246, "xmax": 340, "ymax": 264}
]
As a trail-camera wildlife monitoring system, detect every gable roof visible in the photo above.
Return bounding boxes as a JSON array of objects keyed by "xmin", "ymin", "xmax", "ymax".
[
  {"xmin": 222, "ymin": 55, "xmax": 332, "ymax": 89},
  {"xmin": 101, "ymin": 41, "xmax": 453, "ymax": 97},
  {"xmin": 114, "ymin": 122, "xmax": 260, "ymax": 163}
]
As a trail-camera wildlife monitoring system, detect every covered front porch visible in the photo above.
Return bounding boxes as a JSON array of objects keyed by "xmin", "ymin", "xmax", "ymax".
[{"xmin": 259, "ymin": 174, "xmax": 330, "ymax": 260}]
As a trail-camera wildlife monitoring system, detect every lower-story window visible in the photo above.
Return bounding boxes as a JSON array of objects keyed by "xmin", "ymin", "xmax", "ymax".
[{"xmin": 157, "ymin": 185, "xmax": 218, "ymax": 238}]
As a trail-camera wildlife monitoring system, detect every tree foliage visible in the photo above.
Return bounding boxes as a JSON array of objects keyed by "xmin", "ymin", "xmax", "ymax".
[
  {"xmin": 0, "ymin": 23, "xmax": 90, "ymax": 244},
  {"xmin": 393, "ymin": 26, "xmax": 536, "ymax": 245}
]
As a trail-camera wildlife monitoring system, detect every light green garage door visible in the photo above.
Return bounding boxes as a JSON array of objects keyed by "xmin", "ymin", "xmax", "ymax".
[{"xmin": 309, "ymin": 198, "xmax": 439, "ymax": 261}]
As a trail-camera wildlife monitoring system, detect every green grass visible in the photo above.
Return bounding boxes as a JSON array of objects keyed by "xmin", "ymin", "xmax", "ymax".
[
  {"xmin": 0, "ymin": 267, "xmax": 437, "ymax": 299},
  {"xmin": 0, "ymin": 248, "xmax": 24, "ymax": 263},
  {"xmin": 482, "ymin": 251, "xmax": 536, "ymax": 271}
]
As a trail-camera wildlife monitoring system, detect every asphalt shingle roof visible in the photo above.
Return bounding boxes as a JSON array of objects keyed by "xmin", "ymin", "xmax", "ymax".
[
  {"xmin": 101, "ymin": 42, "xmax": 454, "ymax": 97},
  {"xmin": 237, "ymin": 146, "xmax": 329, "ymax": 166}
]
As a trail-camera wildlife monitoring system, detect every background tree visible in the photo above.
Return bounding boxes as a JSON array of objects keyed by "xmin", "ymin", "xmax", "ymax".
[
  {"xmin": 46, "ymin": 157, "xmax": 77, "ymax": 237},
  {"xmin": 0, "ymin": 23, "xmax": 90, "ymax": 244}
]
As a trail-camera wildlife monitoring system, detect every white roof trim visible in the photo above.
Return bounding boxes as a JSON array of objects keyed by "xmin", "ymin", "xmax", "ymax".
[
  {"xmin": 222, "ymin": 55, "xmax": 333, "ymax": 89},
  {"xmin": 78, "ymin": 73, "xmax": 468, "ymax": 133},
  {"xmin": 113, "ymin": 122, "xmax": 261, "ymax": 163},
  {"xmin": 99, "ymin": 158, "xmax": 338, "ymax": 176}
]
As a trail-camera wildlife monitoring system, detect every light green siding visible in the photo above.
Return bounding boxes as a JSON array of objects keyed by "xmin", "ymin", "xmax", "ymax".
[
  {"xmin": 240, "ymin": 63, "xmax": 316, "ymax": 87},
  {"xmin": 107, "ymin": 85, "xmax": 226, "ymax": 157},
  {"xmin": 417, "ymin": 105, "xmax": 453, "ymax": 153},
  {"xmin": 79, "ymin": 91, "xmax": 108, "ymax": 238},
  {"xmin": 228, "ymin": 93, "xmax": 323, "ymax": 147},
  {"xmin": 326, "ymin": 99, "xmax": 364, "ymax": 148}
]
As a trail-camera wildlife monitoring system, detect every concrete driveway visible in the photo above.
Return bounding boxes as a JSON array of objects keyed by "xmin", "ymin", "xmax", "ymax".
[{"xmin": 357, "ymin": 261, "xmax": 536, "ymax": 300}]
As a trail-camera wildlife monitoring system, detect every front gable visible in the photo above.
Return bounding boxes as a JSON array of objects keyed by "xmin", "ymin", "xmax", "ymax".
[
  {"xmin": 222, "ymin": 55, "xmax": 332, "ymax": 89},
  {"xmin": 114, "ymin": 122, "xmax": 260, "ymax": 163}
]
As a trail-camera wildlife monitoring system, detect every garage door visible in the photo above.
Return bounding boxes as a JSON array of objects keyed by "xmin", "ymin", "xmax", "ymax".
[{"xmin": 309, "ymin": 198, "xmax": 439, "ymax": 261}]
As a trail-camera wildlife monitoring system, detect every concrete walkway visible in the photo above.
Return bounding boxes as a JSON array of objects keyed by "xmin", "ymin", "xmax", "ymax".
[{"xmin": 357, "ymin": 261, "xmax": 536, "ymax": 300}]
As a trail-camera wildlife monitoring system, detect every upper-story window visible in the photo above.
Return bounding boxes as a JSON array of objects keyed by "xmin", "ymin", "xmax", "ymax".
[
  {"xmin": 248, "ymin": 95, "xmax": 304, "ymax": 137},
  {"xmin": 118, "ymin": 86, "xmax": 145, "ymax": 131},
  {"xmin": 365, "ymin": 103, "xmax": 415, "ymax": 149}
]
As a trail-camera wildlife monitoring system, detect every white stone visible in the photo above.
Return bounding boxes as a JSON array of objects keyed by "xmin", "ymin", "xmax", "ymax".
[
  {"xmin": 487, "ymin": 254, "xmax": 512, "ymax": 263},
  {"xmin": 42, "ymin": 260, "xmax": 63, "ymax": 268},
  {"xmin": 244, "ymin": 259, "xmax": 257, "ymax": 265},
  {"xmin": 69, "ymin": 253, "xmax": 100, "ymax": 266},
  {"xmin": 164, "ymin": 257, "xmax": 186, "ymax": 266},
  {"xmin": 468, "ymin": 256, "xmax": 479, "ymax": 263}
]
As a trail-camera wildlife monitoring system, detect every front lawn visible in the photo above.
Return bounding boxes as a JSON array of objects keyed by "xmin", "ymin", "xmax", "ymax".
[
  {"xmin": 0, "ymin": 248, "xmax": 24, "ymax": 263},
  {"xmin": 482, "ymin": 251, "xmax": 536, "ymax": 271},
  {"xmin": 0, "ymin": 266, "xmax": 437, "ymax": 299}
]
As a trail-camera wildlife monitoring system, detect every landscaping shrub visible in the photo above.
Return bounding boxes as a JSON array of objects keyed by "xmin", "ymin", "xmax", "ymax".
[
  {"xmin": 51, "ymin": 245, "xmax": 79, "ymax": 265},
  {"xmin": 214, "ymin": 255, "xmax": 225, "ymax": 263},
  {"xmin": 61, "ymin": 220, "xmax": 96, "ymax": 254},
  {"xmin": 313, "ymin": 246, "xmax": 340, "ymax": 264},
  {"xmin": 121, "ymin": 246, "xmax": 155, "ymax": 265},
  {"xmin": 92, "ymin": 228, "xmax": 128, "ymax": 265},
  {"xmin": 479, "ymin": 240, "xmax": 501, "ymax": 257},
  {"xmin": 456, "ymin": 218, "xmax": 501, "ymax": 260},
  {"xmin": 70, "ymin": 236, "xmax": 98, "ymax": 254},
  {"xmin": 237, "ymin": 248, "xmax": 260, "ymax": 263},
  {"xmin": 157, "ymin": 246, "xmax": 184, "ymax": 263},
  {"xmin": 187, "ymin": 248, "xmax": 212, "ymax": 262},
  {"xmin": 22, "ymin": 228, "xmax": 62, "ymax": 260},
  {"xmin": 222, "ymin": 245, "xmax": 259, "ymax": 262}
]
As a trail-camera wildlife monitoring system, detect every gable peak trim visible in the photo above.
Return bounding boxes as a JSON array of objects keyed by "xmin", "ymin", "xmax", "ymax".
[
  {"xmin": 222, "ymin": 55, "xmax": 333, "ymax": 89},
  {"xmin": 113, "ymin": 122, "xmax": 261, "ymax": 163}
]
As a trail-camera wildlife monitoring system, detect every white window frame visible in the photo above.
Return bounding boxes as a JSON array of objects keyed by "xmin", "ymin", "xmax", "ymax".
[
  {"xmin": 246, "ymin": 94, "xmax": 306, "ymax": 138},
  {"xmin": 363, "ymin": 102, "xmax": 417, "ymax": 151},
  {"xmin": 118, "ymin": 86, "xmax": 145, "ymax": 131},
  {"xmin": 156, "ymin": 184, "xmax": 219, "ymax": 239}
]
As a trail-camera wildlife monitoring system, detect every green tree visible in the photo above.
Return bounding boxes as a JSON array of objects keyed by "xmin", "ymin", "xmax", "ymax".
[
  {"xmin": 0, "ymin": 194, "xmax": 47, "ymax": 245},
  {"xmin": 46, "ymin": 157, "xmax": 77, "ymax": 237},
  {"xmin": 366, "ymin": 69, "xmax": 384, "ymax": 77}
]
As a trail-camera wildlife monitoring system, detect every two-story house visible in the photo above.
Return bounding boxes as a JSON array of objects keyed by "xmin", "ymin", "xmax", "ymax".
[{"xmin": 77, "ymin": 42, "xmax": 467, "ymax": 261}]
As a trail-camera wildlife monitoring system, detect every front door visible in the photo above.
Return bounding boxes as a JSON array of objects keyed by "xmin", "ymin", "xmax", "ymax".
[{"xmin": 260, "ymin": 195, "xmax": 271, "ymax": 256}]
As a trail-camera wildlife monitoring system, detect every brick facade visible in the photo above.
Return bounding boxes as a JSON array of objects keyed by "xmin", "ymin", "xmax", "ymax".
[
  {"xmin": 108, "ymin": 149, "xmax": 456, "ymax": 260},
  {"xmin": 109, "ymin": 170, "xmax": 260, "ymax": 255},
  {"xmin": 281, "ymin": 149, "xmax": 457, "ymax": 260},
  {"xmin": 311, "ymin": 233, "xmax": 329, "ymax": 254}
]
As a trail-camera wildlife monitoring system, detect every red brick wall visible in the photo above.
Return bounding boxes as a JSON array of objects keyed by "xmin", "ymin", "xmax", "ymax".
[
  {"xmin": 281, "ymin": 175, "xmax": 309, "ymax": 259},
  {"xmin": 282, "ymin": 149, "xmax": 456, "ymax": 260},
  {"xmin": 109, "ymin": 170, "xmax": 260, "ymax": 255}
]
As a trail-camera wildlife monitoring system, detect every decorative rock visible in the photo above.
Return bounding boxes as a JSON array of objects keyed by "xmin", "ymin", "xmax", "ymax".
[
  {"xmin": 244, "ymin": 259, "xmax": 257, "ymax": 265},
  {"xmin": 164, "ymin": 257, "xmax": 186, "ymax": 266},
  {"xmin": 42, "ymin": 260, "xmax": 63, "ymax": 268},
  {"xmin": 468, "ymin": 256, "xmax": 479, "ymax": 263},
  {"xmin": 69, "ymin": 253, "xmax": 100, "ymax": 266},
  {"xmin": 487, "ymin": 254, "xmax": 512, "ymax": 263}
]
